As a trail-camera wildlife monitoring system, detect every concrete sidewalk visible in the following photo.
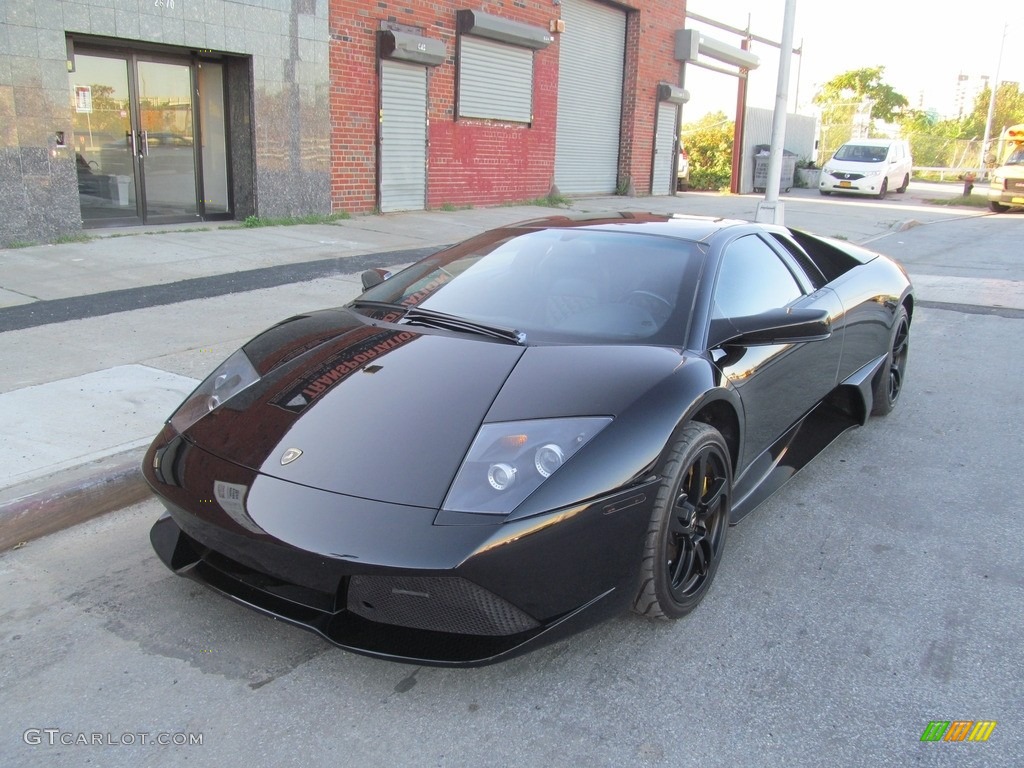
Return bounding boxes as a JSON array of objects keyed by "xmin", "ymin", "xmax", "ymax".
[{"xmin": 0, "ymin": 186, "xmax": 993, "ymax": 548}]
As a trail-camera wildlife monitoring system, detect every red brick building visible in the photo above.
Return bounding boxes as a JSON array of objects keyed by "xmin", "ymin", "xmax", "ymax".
[
  {"xmin": 328, "ymin": 0, "xmax": 688, "ymax": 214},
  {"xmin": 0, "ymin": 0, "xmax": 688, "ymax": 245}
]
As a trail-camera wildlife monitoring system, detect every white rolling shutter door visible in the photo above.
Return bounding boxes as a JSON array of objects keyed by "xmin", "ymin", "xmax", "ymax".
[
  {"xmin": 554, "ymin": 0, "xmax": 625, "ymax": 194},
  {"xmin": 652, "ymin": 103, "xmax": 677, "ymax": 196},
  {"xmin": 380, "ymin": 59, "xmax": 427, "ymax": 213},
  {"xmin": 459, "ymin": 36, "xmax": 533, "ymax": 122}
]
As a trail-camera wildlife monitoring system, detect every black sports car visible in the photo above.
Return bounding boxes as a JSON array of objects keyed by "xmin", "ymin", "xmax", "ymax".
[{"xmin": 145, "ymin": 212, "xmax": 913, "ymax": 666}]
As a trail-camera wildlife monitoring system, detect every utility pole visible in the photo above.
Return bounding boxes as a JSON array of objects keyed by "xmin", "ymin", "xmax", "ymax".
[
  {"xmin": 980, "ymin": 23, "xmax": 1008, "ymax": 175},
  {"xmin": 755, "ymin": 0, "xmax": 797, "ymax": 224}
]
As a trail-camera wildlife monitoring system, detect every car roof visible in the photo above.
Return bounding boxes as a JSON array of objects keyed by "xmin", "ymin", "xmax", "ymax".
[
  {"xmin": 841, "ymin": 138, "xmax": 902, "ymax": 146},
  {"xmin": 506, "ymin": 212, "xmax": 751, "ymax": 242}
]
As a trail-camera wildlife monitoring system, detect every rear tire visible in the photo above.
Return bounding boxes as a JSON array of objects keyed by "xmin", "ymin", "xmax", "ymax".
[
  {"xmin": 989, "ymin": 200, "xmax": 1009, "ymax": 213},
  {"xmin": 897, "ymin": 174, "xmax": 909, "ymax": 193},
  {"xmin": 633, "ymin": 423, "xmax": 731, "ymax": 620},
  {"xmin": 872, "ymin": 305, "xmax": 910, "ymax": 416}
]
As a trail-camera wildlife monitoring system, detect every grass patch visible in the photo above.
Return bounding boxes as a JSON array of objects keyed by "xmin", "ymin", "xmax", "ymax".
[
  {"xmin": 2, "ymin": 240, "xmax": 37, "ymax": 249},
  {"xmin": 237, "ymin": 211, "xmax": 352, "ymax": 228},
  {"xmin": 438, "ymin": 202, "xmax": 473, "ymax": 212},
  {"xmin": 925, "ymin": 194, "xmax": 989, "ymax": 208},
  {"xmin": 102, "ymin": 227, "xmax": 213, "ymax": 238},
  {"xmin": 53, "ymin": 233, "xmax": 93, "ymax": 244},
  {"xmin": 508, "ymin": 192, "xmax": 572, "ymax": 208}
]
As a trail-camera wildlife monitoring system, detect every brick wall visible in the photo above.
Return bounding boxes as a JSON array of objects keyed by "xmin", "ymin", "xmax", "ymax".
[
  {"xmin": 329, "ymin": 1, "xmax": 381, "ymax": 211},
  {"xmin": 428, "ymin": 45, "xmax": 558, "ymax": 208},
  {"xmin": 619, "ymin": 0, "xmax": 686, "ymax": 195},
  {"xmin": 328, "ymin": 0, "xmax": 686, "ymax": 214}
]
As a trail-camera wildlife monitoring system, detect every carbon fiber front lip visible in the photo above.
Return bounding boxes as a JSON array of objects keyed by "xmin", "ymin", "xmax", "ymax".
[{"xmin": 151, "ymin": 512, "xmax": 617, "ymax": 667}]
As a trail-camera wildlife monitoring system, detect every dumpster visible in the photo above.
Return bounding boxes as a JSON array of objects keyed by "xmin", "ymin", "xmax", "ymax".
[{"xmin": 753, "ymin": 145, "xmax": 797, "ymax": 193}]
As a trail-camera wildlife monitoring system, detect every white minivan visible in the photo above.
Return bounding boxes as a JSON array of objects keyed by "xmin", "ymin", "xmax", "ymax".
[{"xmin": 819, "ymin": 138, "xmax": 912, "ymax": 199}]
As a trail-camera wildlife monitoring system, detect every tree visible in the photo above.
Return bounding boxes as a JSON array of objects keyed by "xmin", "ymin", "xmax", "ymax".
[
  {"xmin": 681, "ymin": 111, "xmax": 733, "ymax": 191},
  {"xmin": 813, "ymin": 67, "xmax": 909, "ymax": 161},
  {"xmin": 814, "ymin": 67, "xmax": 909, "ymax": 123},
  {"xmin": 895, "ymin": 82, "xmax": 1024, "ymax": 171},
  {"xmin": 961, "ymin": 82, "xmax": 1024, "ymax": 138}
]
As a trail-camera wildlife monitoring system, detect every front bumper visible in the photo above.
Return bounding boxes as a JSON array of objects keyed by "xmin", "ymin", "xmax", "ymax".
[
  {"xmin": 819, "ymin": 175, "xmax": 885, "ymax": 196},
  {"xmin": 145, "ymin": 434, "xmax": 655, "ymax": 666},
  {"xmin": 988, "ymin": 181, "xmax": 1024, "ymax": 207}
]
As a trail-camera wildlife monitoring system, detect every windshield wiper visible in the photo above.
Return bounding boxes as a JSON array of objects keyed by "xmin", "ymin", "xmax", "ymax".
[{"xmin": 401, "ymin": 307, "xmax": 526, "ymax": 345}]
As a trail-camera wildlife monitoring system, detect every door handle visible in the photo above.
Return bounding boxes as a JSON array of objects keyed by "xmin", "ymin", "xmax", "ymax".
[
  {"xmin": 141, "ymin": 130, "xmax": 149, "ymax": 157},
  {"xmin": 127, "ymin": 130, "xmax": 137, "ymax": 156}
]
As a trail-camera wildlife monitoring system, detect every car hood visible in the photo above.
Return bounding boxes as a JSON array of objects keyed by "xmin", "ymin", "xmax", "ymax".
[
  {"xmin": 184, "ymin": 310, "xmax": 685, "ymax": 507},
  {"xmin": 824, "ymin": 158, "xmax": 888, "ymax": 175}
]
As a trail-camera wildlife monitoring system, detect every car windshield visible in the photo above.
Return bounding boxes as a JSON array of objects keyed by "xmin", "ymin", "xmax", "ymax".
[
  {"xmin": 834, "ymin": 144, "xmax": 887, "ymax": 163},
  {"xmin": 354, "ymin": 228, "xmax": 702, "ymax": 344},
  {"xmin": 1005, "ymin": 146, "xmax": 1024, "ymax": 165}
]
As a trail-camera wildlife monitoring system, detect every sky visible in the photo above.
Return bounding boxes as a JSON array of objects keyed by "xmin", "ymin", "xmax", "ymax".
[{"xmin": 681, "ymin": 1, "xmax": 1024, "ymax": 123}]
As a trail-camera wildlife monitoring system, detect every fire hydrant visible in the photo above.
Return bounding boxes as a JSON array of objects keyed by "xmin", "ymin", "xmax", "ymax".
[{"xmin": 963, "ymin": 171, "xmax": 976, "ymax": 197}]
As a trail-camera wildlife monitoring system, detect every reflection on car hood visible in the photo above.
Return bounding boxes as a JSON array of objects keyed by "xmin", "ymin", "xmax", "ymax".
[{"xmin": 184, "ymin": 311, "xmax": 684, "ymax": 507}]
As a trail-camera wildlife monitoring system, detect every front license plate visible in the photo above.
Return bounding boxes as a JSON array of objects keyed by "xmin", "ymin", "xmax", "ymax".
[{"xmin": 838, "ymin": 181, "xmax": 853, "ymax": 188}]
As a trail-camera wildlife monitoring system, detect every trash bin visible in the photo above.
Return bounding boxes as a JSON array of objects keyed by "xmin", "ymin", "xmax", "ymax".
[
  {"xmin": 752, "ymin": 145, "xmax": 797, "ymax": 193},
  {"xmin": 115, "ymin": 175, "xmax": 132, "ymax": 206}
]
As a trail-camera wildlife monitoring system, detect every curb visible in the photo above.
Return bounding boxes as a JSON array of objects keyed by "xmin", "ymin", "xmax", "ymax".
[{"xmin": 0, "ymin": 448, "xmax": 151, "ymax": 551}]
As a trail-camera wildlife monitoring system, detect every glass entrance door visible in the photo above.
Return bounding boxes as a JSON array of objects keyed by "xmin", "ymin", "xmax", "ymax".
[
  {"xmin": 70, "ymin": 48, "xmax": 230, "ymax": 226},
  {"xmin": 136, "ymin": 59, "xmax": 198, "ymax": 221},
  {"xmin": 71, "ymin": 53, "xmax": 141, "ymax": 224}
]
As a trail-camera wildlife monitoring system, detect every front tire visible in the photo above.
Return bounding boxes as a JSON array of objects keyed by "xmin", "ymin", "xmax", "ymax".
[
  {"xmin": 872, "ymin": 305, "xmax": 910, "ymax": 416},
  {"xmin": 633, "ymin": 423, "xmax": 731, "ymax": 620},
  {"xmin": 875, "ymin": 178, "xmax": 888, "ymax": 199}
]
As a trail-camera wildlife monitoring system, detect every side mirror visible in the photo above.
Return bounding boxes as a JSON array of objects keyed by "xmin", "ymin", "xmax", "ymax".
[
  {"xmin": 709, "ymin": 307, "xmax": 832, "ymax": 348},
  {"xmin": 361, "ymin": 268, "xmax": 392, "ymax": 290}
]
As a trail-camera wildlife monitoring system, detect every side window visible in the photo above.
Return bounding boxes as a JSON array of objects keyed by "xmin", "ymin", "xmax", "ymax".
[
  {"xmin": 712, "ymin": 235, "xmax": 803, "ymax": 319},
  {"xmin": 769, "ymin": 233, "xmax": 826, "ymax": 289}
]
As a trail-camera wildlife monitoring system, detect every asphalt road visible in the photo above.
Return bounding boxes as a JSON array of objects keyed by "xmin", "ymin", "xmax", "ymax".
[{"xmin": 2, "ymin": 213, "xmax": 1022, "ymax": 767}]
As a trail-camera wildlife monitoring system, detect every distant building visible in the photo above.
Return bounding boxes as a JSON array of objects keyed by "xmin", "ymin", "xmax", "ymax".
[
  {"xmin": 954, "ymin": 73, "xmax": 989, "ymax": 120},
  {"xmin": 0, "ymin": 0, "xmax": 690, "ymax": 246}
]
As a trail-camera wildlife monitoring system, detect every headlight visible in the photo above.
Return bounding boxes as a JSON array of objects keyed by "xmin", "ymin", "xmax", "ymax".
[
  {"xmin": 442, "ymin": 417, "xmax": 612, "ymax": 516},
  {"xmin": 822, "ymin": 165, "xmax": 834, "ymax": 176},
  {"xmin": 168, "ymin": 349, "xmax": 260, "ymax": 434}
]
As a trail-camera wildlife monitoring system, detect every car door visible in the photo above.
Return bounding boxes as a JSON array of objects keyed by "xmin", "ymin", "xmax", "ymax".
[
  {"xmin": 708, "ymin": 233, "xmax": 843, "ymax": 470},
  {"xmin": 886, "ymin": 144, "xmax": 900, "ymax": 188}
]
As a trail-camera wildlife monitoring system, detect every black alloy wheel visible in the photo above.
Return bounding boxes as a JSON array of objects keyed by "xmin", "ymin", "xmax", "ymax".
[
  {"xmin": 872, "ymin": 305, "xmax": 910, "ymax": 416},
  {"xmin": 634, "ymin": 423, "xmax": 731, "ymax": 620}
]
